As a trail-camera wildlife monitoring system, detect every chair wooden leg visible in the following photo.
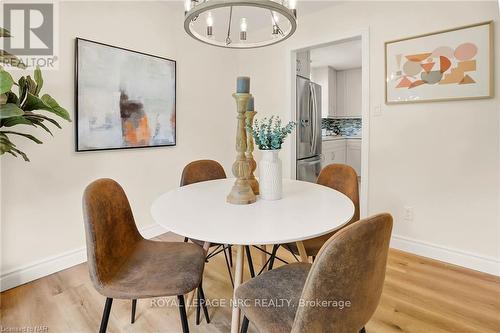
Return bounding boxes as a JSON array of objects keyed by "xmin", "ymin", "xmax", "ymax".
[
  {"xmin": 199, "ymin": 282, "xmax": 210, "ymax": 323},
  {"xmin": 177, "ymin": 295, "xmax": 189, "ymax": 333},
  {"xmin": 240, "ymin": 316, "xmax": 249, "ymax": 333},
  {"xmin": 131, "ymin": 299, "xmax": 137, "ymax": 324},
  {"xmin": 268, "ymin": 245, "xmax": 279, "ymax": 270},
  {"xmin": 296, "ymin": 241, "xmax": 309, "ymax": 263},
  {"xmin": 360, "ymin": 327, "xmax": 366, "ymax": 333},
  {"xmin": 231, "ymin": 246, "xmax": 245, "ymax": 333},
  {"xmin": 183, "ymin": 237, "xmax": 188, "ymax": 242},
  {"xmin": 99, "ymin": 298, "xmax": 113, "ymax": 333}
]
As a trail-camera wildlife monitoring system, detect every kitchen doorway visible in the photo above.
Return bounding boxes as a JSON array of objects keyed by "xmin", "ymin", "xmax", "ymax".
[{"xmin": 288, "ymin": 30, "xmax": 370, "ymax": 217}]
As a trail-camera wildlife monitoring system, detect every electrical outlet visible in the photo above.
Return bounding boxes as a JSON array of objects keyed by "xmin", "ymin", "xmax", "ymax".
[
  {"xmin": 373, "ymin": 104, "xmax": 382, "ymax": 117},
  {"xmin": 403, "ymin": 206, "xmax": 413, "ymax": 222}
]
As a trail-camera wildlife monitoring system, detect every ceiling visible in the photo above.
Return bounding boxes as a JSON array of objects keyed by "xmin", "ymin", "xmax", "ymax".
[
  {"xmin": 297, "ymin": 0, "xmax": 339, "ymax": 16},
  {"xmin": 310, "ymin": 38, "xmax": 362, "ymax": 70}
]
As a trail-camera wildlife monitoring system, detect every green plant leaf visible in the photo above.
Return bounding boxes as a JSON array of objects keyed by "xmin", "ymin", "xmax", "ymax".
[
  {"xmin": 30, "ymin": 118, "xmax": 53, "ymax": 136},
  {"xmin": 0, "ymin": 137, "xmax": 15, "ymax": 152},
  {"xmin": 11, "ymin": 147, "xmax": 29, "ymax": 161},
  {"xmin": 0, "ymin": 70, "xmax": 14, "ymax": 94},
  {"xmin": 6, "ymin": 91, "xmax": 19, "ymax": 105},
  {"xmin": 1, "ymin": 130, "xmax": 42, "ymax": 144},
  {"xmin": 4, "ymin": 150, "xmax": 17, "ymax": 157},
  {"xmin": 34, "ymin": 66, "xmax": 43, "ymax": 95},
  {"xmin": 0, "ymin": 103, "xmax": 24, "ymax": 119},
  {"xmin": 18, "ymin": 116, "xmax": 53, "ymax": 136},
  {"xmin": 24, "ymin": 93, "xmax": 71, "ymax": 122},
  {"xmin": 0, "ymin": 28, "xmax": 11, "ymax": 37},
  {"xmin": 25, "ymin": 113, "xmax": 62, "ymax": 129},
  {"xmin": 18, "ymin": 77, "xmax": 27, "ymax": 104},
  {"xmin": 1, "ymin": 116, "xmax": 34, "ymax": 127},
  {"xmin": 26, "ymin": 76, "xmax": 37, "ymax": 95},
  {"xmin": 0, "ymin": 134, "xmax": 21, "ymax": 158},
  {"xmin": 23, "ymin": 92, "xmax": 46, "ymax": 111},
  {"xmin": 41, "ymin": 94, "xmax": 71, "ymax": 121}
]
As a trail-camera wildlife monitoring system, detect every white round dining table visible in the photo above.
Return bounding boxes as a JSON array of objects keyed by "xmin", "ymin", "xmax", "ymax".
[{"xmin": 151, "ymin": 178, "xmax": 355, "ymax": 333}]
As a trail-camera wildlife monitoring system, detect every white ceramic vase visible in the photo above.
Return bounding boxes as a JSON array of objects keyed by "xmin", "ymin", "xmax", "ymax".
[{"xmin": 259, "ymin": 149, "xmax": 283, "ymax": 200}]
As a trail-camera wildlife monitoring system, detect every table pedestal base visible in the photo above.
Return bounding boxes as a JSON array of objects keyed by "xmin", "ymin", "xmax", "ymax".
[{"xmin": 231, "ymin": 245, "xmax": 245, "ymax": 333}]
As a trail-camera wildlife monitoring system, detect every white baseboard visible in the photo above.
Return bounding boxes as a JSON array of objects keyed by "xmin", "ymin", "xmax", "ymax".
[
  {"xmin": 391, "ymin": 234, "xmax": 500, "ymax": 276},
  {"xmin": 139, "ymin": 223, "xmax": 168, "ymax": 240},
  {"xmin": 0, "ymin": 224, "xmax": 167, "ymax": 292}
]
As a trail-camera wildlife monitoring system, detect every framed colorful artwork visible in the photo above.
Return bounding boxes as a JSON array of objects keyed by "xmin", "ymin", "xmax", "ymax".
[
  {"xmin": 385, "ymin": 21, "xmax": 493, "ymax": 104},
  {"xmin": 75, "ymin": 38, "xmax": 176, "ymax": 151}
]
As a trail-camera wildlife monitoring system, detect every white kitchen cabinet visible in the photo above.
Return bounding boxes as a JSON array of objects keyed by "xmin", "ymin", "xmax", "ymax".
[
  {"xmin": 346, "ymin": 68, "xmax": 362, "ymax": 117},
  {"xmin": 346, "ymin": 139, "xmax": 362, "ymax": 175},
  {"xmin": 322, "ymin": 139, "xmax": 346, "ymax": 167},
  {"xmin": 311, "ymin": 66, "xmax": 336, "ymax": 118},
  {"xmin": 296, "ymin": 51, "xmax": 311, "ymax": 78},
  {"xmin": 322, "ymin": 138, "xmax": 362, "ymax": 175},
  {"xmin": 335, "ymin": 71, "xmax": 346, "ymax": 117},
  {"xmin": 335, "ymin": 68, "xmax": 362, "ymax": 117}
]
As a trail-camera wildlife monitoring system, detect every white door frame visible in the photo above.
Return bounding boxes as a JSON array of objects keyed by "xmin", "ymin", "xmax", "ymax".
[{"xmin": 286, "ymin": 28, "xmax": 370, "ymax": 217}]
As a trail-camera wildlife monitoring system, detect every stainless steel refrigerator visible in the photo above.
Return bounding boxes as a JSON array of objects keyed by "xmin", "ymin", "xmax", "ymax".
[{"xmin": 296, "ymin": 76, "xmax": 322, "ymax": 183}]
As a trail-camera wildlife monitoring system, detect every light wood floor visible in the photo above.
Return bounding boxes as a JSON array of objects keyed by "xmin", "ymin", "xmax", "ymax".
[{"xmin": 1, "ymin": 232, "xmax": 499, "ymax": 333}]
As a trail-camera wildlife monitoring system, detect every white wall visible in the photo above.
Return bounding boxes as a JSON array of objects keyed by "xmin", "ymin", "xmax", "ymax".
[
  {"xmin": 0, "ymin": 1, "xmax": 241, "ymax": 288},
  {"xmin": 237, "ymin": 1, "xmax": 500, "ymax": 274}
]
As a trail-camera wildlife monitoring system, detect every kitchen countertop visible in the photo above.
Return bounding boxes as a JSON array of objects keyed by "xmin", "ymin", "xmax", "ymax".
[{"xmin": 322, "ymin": 135, "xmax": 362, "ymax": 141}]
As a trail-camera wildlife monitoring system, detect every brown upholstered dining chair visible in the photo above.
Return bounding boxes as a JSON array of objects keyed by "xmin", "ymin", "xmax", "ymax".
[
  {"xmin": 236, "ymin": 213, "xmax": 393, "ymax": 333},
  {"xmin": 82, "ymin": 178, "xmax": 206, "ymax": 333},
  {"xmin": 283, "ymin": 163, "xmax": 360, "ymax": 260},
  {"xmin": 181, "ymin": 159, "xmax": 227, "ymax": 187},
  {"xmin": 180, "ymin": 160, "xmax": 236, "ymax": 281}
]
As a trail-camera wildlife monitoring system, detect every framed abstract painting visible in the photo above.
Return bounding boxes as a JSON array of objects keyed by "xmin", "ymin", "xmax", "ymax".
[
  {"xmin": 75, "ymin": 38, "xmax": 176, "ymax": 151},
  {"xmin": 385, "ymin": 21, "xmax": 493, "ymax": 104}
]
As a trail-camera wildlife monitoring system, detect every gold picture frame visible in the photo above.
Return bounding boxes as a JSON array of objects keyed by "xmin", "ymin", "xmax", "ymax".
[{"xmin": 385, "ymin": 21, "xmax": 493, "ymax": 104}]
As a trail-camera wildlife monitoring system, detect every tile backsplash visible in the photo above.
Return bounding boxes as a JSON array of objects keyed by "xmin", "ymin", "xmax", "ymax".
[{"xmin": 321, "ymin": 118, "xmax": 362, "ymax": 136}]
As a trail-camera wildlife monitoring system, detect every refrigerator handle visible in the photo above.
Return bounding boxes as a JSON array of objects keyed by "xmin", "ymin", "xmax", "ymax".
[
  {"xmin": 310, "ymin": 84, "xmax": 317, "ymax": 154},
  {"xmin": 308, "ymin": 83, "xmax": 314, "ymax": 155}
]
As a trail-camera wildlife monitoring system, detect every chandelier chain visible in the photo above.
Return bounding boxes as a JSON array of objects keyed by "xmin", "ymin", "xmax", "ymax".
[
  {"xmin": 270, "ymin": 10, "xmax": 285, "ymax": 36},
  {"xmin": 226, "ymin": 6, "xmax": 233, "ymax": 45}
]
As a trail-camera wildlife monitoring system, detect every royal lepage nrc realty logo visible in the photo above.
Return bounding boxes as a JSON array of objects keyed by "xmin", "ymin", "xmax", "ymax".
[{"xmin": 1, "ymin": 1, "xmax": 58, "ymax": 70}]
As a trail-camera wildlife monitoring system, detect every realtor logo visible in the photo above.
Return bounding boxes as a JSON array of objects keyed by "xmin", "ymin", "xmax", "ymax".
[
  {"xmin": 2, "ymin": 1, "xmax": 58, "ymax": 69},
  {"xmin": 3, "ymin": 3, "xmax": 53, "ymax": 55}
]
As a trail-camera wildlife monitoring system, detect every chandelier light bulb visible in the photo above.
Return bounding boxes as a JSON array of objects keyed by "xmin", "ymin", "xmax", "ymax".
[
  {"xmin": 271, "ymin": 11, "xmax": 279, "ymax": 24},
  {"xmin": 271, "ymin": 12, "xmax": 279, "ymax": 37},
  {"xmin": 206, "ymin": 12, "xmax": 214, "ymax": 26},
  {"xmin": 289, "ymin": 0, "xmax": 297, "ymax": 10},
  {"xmin": 206, "ymin": 12, "xmax": 213, "ymax": 37},
  {"xmin": 184, "ymin": 0, "xmax": 191, "ymax": 12},
  {"xmin": 240, "ymin": 18, "xmax": 247, "ymax": 40},
  {"xmin": 240, "ymin": 18, "xmax": 248, "ymax": 32}
]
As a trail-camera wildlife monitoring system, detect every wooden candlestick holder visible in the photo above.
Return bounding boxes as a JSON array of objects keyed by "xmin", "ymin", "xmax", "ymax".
[
  {"xmin": 245, "ymin": 110, "xmax": 259, "ymax": 195},
  {"xmin": 227, "ymin": 93, "xmax": 257, "ymax": 205}
]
